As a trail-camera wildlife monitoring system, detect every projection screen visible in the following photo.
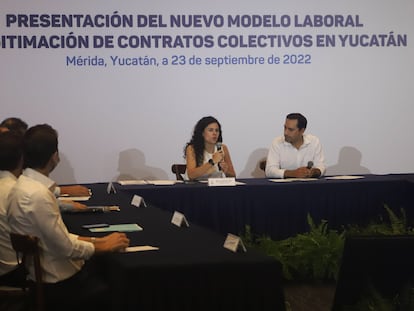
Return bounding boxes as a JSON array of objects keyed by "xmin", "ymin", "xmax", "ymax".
[{"xmin": 1, "ymin": 0, "xmax": 413, "ymax": 183}]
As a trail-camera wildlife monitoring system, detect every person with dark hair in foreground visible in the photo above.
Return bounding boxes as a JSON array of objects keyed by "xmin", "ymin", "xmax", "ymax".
[
  {"xmin": 1, "ymin": 117, "xmax": 90, "ymax": 211},
  {"xmin": 0, "ymin": 131, "xmax": 27, "ymax": 287},
  {"xmin": 184, "ymin": 116, "xmax": 236, "ymax": 180},
  {"xmin": 7, "ymin": 124, "xmax": 130, "ymax": 310},
  {"xmin": 0, "ymin": 117, "xmax": 28, "ymax": 136},
  {"xmin": 265, "ymin": 113, "xmax": 326, "ymax": 179}
]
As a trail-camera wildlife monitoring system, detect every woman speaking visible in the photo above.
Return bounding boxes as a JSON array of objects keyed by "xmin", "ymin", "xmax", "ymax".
[{"xmin": 184, "ymin": 116, "xmax": 236, "ymax": 180}]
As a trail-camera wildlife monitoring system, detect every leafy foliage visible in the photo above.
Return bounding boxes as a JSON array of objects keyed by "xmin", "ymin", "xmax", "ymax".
[
  {"xmin": 340, "ymin": 281, "xmax": 414, "ymax": 311},
  {"xmin": 341, "ymin": 282, "xmax": 396, "ymax": 311},
  {"xmin": 243, "ymin": 205, "xmax": 414, "ymax": 282},
  {"xmin": 244, "ymin": 214, "xmax": 345, "ymax": 281},
  {"xmin": 242, "ymin": 204, "xmax": 414, "ymax": 309},
  {"xmin": 345, "ymin": 204, "xmax": 414, "ymax": 236}
]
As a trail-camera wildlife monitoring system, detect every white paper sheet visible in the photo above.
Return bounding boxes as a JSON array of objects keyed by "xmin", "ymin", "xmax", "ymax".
[
  {"xmin": 269, "ymin": 178, "xmax": 318, "ymax": 183},
  {"xmin": 125, "ymin": 245, "xmax": 159, "ymax": 252},
  {"xmin": 147, "ymin": 180, "xmax": 177, "ymax": 185},
  {"xmin": 118, "ymin": 180, "xmax": 148, "ymax": 185},
  {"xmin": 325, "ymin": 175, "xmax": 364, "ymax": 180},
  {"xmin": 59, "ymin": 196, "xmax": 91, "ymax": 201}
]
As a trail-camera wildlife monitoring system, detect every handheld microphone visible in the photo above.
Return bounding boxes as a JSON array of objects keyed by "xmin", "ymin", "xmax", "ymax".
[
  {"xmin": 216, "ymin": 142, "xmax": 222, "ymax": 151},
  {"xmin": 307, "ymin": 161, "xmax": 314, "ymax": 169},
  {"xmin": 216, "ymin": 142, "xmax": 222, "ymax": 170}
]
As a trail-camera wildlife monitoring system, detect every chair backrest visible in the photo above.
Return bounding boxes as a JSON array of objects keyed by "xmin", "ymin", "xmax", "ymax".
[
  {"xmin": 10, "ymin": 233, "xmax": 44, "ymax": 311},
  {"xmin": 0, "ymin": 285, "xmax": 28, "ymax": 311},
  {"xmin": 259, "ymin": 160, "xmax": 267, "ymax": 171},
  {"xmin": 171, "ymin": 164, "xmax": 186, "ymax": 181},
  {"xmin": 332, "ymin": 235, "xmax": 414, "ymax": 310}
]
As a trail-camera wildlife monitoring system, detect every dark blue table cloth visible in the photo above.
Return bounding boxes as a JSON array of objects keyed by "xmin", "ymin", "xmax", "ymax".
[{"xmin": 117, "ymin": 174, "xmax": 414, "ymax": 239}]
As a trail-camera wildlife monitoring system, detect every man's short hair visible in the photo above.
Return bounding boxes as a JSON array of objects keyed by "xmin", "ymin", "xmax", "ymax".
[
  {"xmin": 286, "ymin": 113, "xmax": 307, "ymax": 130},
  {"xmin": 0, "ymin": 131, "xmax": 23, "ymax": 171},
  {"xmin": 0, "ymin": 117, "xmax": 28, "ymax": 136},
  {"xmin": 24, "ymin": 124, "xmax": 58, "ymax": 169}
]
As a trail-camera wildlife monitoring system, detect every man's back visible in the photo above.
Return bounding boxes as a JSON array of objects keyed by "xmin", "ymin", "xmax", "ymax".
[
  {"xmin": 0, "ymin": 171, "xmax": 18, "ymax": 276},
  {"xmin": 7, "ymin": 169, "xmax": 93, "ymax": 283}
]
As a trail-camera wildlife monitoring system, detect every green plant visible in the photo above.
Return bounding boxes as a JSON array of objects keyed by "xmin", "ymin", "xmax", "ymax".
[
  {"xmin": 340, "ymin": 282, "xmax": 397, "ymax": 311},
  {"xmin": 345, "ymin": 204, "xmax": 414, "ymax": 236},
  {"xmin": 242, "ymin": 204, "xmax": 414, "ymax": 310},
  {"xmin": 242, "ymin": 205, "xmax": 414, "ymax": 282},
  {"xmin": 243, "ymin": 214, "xmax": 345, "ymax": 281},
  {"xmin": 340, "ymin": 281, "xmax": 414, "ymax": 311}
]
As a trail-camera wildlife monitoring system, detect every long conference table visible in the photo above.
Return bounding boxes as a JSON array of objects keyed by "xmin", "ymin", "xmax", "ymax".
[
  {"xmin": 62, "ymin": 174, "xmax": 414, "ymax": 310},
  {"xmin": 117, "ymin": 174, "xmax": 414, "ymax": 240},
  {"xmin": 63, "ymin": 184, "xmax": 286, "ymax": 311}
]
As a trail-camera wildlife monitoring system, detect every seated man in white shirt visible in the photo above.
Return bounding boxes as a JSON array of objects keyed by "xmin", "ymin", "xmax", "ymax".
[
  {"xmin": 0, "ymin": 131, "xmax": 86, "ymax": 287},
  {"xmin": 7, "ymin": 124, "xmax": 130, "ymax": 310},
  {"xmin": 265, "ymin": 113, "xmax": 326, "ymax": 179}
]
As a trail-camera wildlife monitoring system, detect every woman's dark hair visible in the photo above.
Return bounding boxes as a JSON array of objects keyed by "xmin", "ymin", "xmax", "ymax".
[
  {"xmin": 184, "ymin": 116, "xmax": 222, "ymax": 167},
  {"xmin": 23, "ymin": 124, "xmax": 58, "ymax": 169}
]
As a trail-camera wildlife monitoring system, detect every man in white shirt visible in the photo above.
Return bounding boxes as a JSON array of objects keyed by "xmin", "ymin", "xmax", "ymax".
[
  {"xmin": 0, "ymin": 131, "xmax": 26, "ymax": 286},
  {"xmin": 265, "ymin": 113, "xmax": 326, "ymax": 179},
  {"xmin": 7, "ymin": 124, "xmax": 130, "ymax": 310}
]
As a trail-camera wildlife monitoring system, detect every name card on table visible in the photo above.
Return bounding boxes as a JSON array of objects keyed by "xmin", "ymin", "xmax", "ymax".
[
  {"xmin": 131, "ymin": 195, "xmax": 147, "ymax": 208},
  {"xmin": 171, "ymin": 211, "xmax": 189, "ymax": 228},
  {"xmin": 223, "ymin": 233, "xmax": 247, "ymax": 253},
  {"xmin": 106, "ymin": 182, "xmax": 117, "ymax": 194},
  {"xmin": 208, "ymin": 177, "xmax": 236, "ymax": 187}
]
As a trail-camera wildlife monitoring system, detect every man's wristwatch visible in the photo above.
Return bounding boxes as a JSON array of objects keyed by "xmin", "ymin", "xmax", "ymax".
[{"xmin": 208, "ymin": 159, "xmax": 215, "ymax": 166}]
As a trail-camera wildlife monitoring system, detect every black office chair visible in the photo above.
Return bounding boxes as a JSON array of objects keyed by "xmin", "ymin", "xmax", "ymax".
[
  {"xmin": 0, "ymin": 284, "xmax": 28, "ymax": 311},
  {"xmin": 10, "ymin": 233, "xmax": 44, "ymax": 311},
  {"xmin": 332, "ymin": 235, "xmax": 414, "ymax": 310},
  {"xmin": 259, "ymin": 160, "xmax": 266, "ymax": 171},
  {"xmin": 171, "ymin": 164, "xmax": 186, "ymax": 181}
]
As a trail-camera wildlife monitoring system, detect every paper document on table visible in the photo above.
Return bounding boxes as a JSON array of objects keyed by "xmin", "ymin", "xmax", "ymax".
[
  {"xmin": 89, "ymin": 223, "xmax": 143, "ymax": 232},
  {"xmin": 147, "ymin": 180, "xmax": 180, "ymax": 185},
  {"xmin": 125, "ymin": 245, "xmax": 159, "ymax": 252},
  {"xmin": 325, "ymin": 175, "xmax": 364, "ymax": 180},
  {"xmin": 59, "ymin": 196, "xmax": 91, "ymax": 201},
  {"xmin": 269, "ymin": 178, "xmax": 318, "ymax": 183},
  {"xmin": 199, "ymin": 180, "xmax": 245, "ymax": 185},
  {"xmin": 118, "ymin": 180, "xmax": 148, "ymax": 185}
]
